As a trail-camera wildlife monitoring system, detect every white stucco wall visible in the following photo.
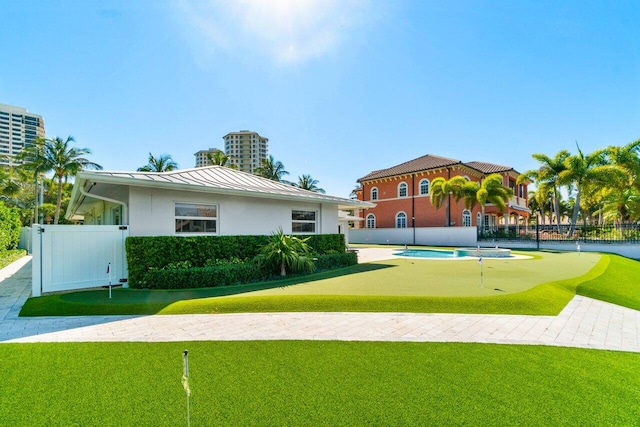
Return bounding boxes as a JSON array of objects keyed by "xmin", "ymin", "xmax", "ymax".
[
  {"xmin": 350, "ymin": 227, "xmax": 478, "ymax": 247},
  {"xmin": 127, "ymin": 187, "xmax": 340, "ymax": 237}
]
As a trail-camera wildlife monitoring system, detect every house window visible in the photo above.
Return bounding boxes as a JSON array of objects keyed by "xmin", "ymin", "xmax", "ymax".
[
  {"xmin": 462, "ymin": 210, "xmax": 471, "ymax": 227},
  {"xmin": 366, "ymin": 214, "xmax": 376, "ymax": 229},
  {"xmin": 292, "ymin": 210, "xmax": 317, "ymax": 234},
  {"xmin": 477, "ymin": 212, "xmax": 482, "ymax": 227},
  {"xmin": 419, "ymin": 179, "xmax": 430, "ymax": 195},
  {"xmin": 112, "ymin": 206, "xmax": 122, "ymax": 226},
  {"xmin": 371, "ymin": 187, "xmax": 378, "ymax": 201},
  {"xmin": 175, "ymin": 203, "xmax": 217, "ymax": 234},
  {"xmin": 396, "ymin": 212, "xmax": 407, "ymax": 228},
  {"xmin": 398, "ymin": 182, "xmax": 408, "ymax": 198}
]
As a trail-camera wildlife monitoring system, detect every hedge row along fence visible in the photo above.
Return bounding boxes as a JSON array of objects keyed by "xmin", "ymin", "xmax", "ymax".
[
  {"xmin": 126, "ymin": 234, "xmax": 353, "ymax": 289},
  {"xmin": 0, "ymin": 202, "xmax": 22, "ymax": 252}
]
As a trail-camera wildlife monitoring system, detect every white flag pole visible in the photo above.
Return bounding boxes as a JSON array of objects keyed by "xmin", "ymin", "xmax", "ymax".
[
  {"xmin": 479, "ymin": 257, "xmax": 484, "ymax": 288},
  {"xmin": 182, "ymin": 350, "xmax": 191, "ymax": 427}
]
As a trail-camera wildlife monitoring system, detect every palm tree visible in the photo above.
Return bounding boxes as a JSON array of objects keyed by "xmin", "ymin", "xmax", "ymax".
[
  {"xmin": 20, "ymin": 136, "xmax": 102, "ymax": 224},
  {"xmin": 206, "ymin": 150, "xmax": 237, "ymax": 168},
  {"xmin": 257, "ymin": 228, "xmax": 315, "ymax": 277},
  {"xmin": 137, "ymin": 153, "xmax": 178, "ymax": 172},
  {"xmin": 295, "ymin": 174, "xmax": 325, "ymax": 193},
  {"xmin": 255, "ymin": 155, "xmax": 289, "ymax": 182},
  {"xmin": 474, "ymin": 173, "xmax": 512, "ymax": 228},
  {"xmin": 518, "ymin": 150, "xmax": 570, "ymax": 229},
  {"xmin": 601, "ymin": 187, "xmax": 640, "ymax": 224},
  {"xmin": 430, "ymin": 176, "xmax": 469, "ymax": 226},
  {"xmin": 605, "ymin": 139, "xmax": 640, "ymax": 190},
  {"xmin": 559, "ymin": 143, "xmax": 625, "ymax": 236}
]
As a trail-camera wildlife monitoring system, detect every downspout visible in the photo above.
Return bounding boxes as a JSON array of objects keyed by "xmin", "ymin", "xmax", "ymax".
[
  {"xmin": 79, "ymin": 182, "xmax": 129, "ymax": 225},
  {"xmin": 446, "ymin": 167, "xmax": 451, "ymax": 227},
  {"xmin": 412, "ymin": 174, "xmax": 415, "ymax": 245}
]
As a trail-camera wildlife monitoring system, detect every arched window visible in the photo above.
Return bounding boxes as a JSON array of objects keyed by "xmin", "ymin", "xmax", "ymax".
[
  {"xmin": 371, "ymin": 187, "xmax": 378, "ymax": 201},
  {"xmin": 366, "ymin": 214, "xmax": 376, "ymax": 229},
  {"xmin": 398, "ymin": 182, "xmax": 408, "ymax": 198},
  {"xmin": 462, "ymin": 210, "xmax": 471, "ymax": 227},
  {"xmin": 419, "ymin": 179, "xmax": 430, "ymax": 195},
  {"xmin": 396, "ymin": 212, "xmax": 407, "ymax": 228},
  {"xmin": 477, "ymin": 212, "xmax": 482, "ymax": 227}
]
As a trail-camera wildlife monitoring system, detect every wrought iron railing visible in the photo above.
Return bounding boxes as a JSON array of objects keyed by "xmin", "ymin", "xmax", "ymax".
[{"xmin": 478, "ymin": 223, "xmax": 640, "ymax": 244}]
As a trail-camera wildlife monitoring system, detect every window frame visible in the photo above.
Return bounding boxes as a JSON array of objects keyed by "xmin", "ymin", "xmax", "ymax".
[
  {"xmin": 370, "ymin": 187, "xmax": 378, "ymax": 201},
  {"xmin": 419, "ymin": 179, "xmax": 430, "ymax": 195},
  {"xmin": 396, "ymin": 211, "xmax": 407, "ymax": 228},
  {"xmin": 462, "ymin": 209, "xmax": 471, "ymax": 227},
  {"xmin": 292, "ymin": 209, "xmax": 317, "ymax": 234},
  {"xmin": 366, "ymin": 213, "xmax": 376, "ymax": 229},
  {"xmin": 174, "ymin": 202, "xmax": 218, "ymax": 234},
  {"xmin": 398, "ymin": 182, "xmax": 408, "ymax": 198}
]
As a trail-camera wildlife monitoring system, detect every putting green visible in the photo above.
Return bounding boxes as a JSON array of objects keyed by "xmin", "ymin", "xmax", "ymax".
[{"xmin": 232, "ymin": 251, "xmax": 602, "ymax": 297}]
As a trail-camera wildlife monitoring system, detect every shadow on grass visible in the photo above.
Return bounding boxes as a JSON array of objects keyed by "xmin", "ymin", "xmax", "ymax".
[{"xmin": 20, "ymin": 263, "xmax": 396, "ymax": 316}]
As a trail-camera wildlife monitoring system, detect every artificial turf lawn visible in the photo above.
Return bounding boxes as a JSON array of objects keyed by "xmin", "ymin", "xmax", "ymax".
[
  {"xmin": 20, "ymin": 250, "xmax": 610, "ymax": 316},
  {"xmin": 0, "ymin": 341, "xmax": 638, "ymax": 426}
]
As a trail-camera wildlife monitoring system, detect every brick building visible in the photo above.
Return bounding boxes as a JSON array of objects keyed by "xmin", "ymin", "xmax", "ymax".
[{"xmin": 354, "ymin": 154, "xmax": 529, "ymax": 230}]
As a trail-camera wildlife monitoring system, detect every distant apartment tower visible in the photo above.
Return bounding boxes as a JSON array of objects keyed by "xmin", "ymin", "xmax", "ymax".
[
  {"xmin": 0, "ymin": 103, "xmax": 45, "ymax": 166},
  {"xmin": 223, "ymin": 130, "xmax": 268, "ymax": 174},
  {"xmin": 194, "ymin": 147, "xmax": 223, "ymax": 168}
]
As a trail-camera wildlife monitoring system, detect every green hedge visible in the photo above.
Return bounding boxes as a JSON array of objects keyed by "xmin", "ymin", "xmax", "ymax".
[
  {"xmin": 126, "ymin": 234, "xmax": 346, "ymax": 288},
  {"xmin": 0, "ymin": 202, "xmax": 22, "ymax": 251},
  {"xmin": 314, "ymin": 252, "xmax": 358, "ymax": 271},
  {"xmin": 0, "ymin": 249, "xmax": 26, "ymax": 270},
  {"xmin": 140, "ymin": 261, "xmax": 269, "ymax": 290}
]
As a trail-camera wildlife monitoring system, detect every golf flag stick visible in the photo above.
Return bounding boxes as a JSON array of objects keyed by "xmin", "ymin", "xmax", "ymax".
[
  {"xmin": 478, "ymin": 256, "xmax": 483, "ymax": 288},
  {"xmin": 107, "ymin": 262, "xmax": 112, "ymax": 299},
  {"xmin": 182, "ymin": 350, "xmax": 191, "ymax": 427}
]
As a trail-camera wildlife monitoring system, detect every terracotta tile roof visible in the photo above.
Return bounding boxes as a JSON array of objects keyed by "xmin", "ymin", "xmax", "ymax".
[
  {"xmin": 464, "ymin": 161, "xmax": 514, "ymax": 174},
  {"xmin": 357, "ymin": 154, "xmax": 462, "ymax": 182}
]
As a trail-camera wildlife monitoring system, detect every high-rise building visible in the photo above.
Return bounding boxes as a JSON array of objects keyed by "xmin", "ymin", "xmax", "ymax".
[
  {"xmin": 194, "ymin": 147, "xmax": 223, "ymax": 168},
  {"xmin": 0, "ymin": 103, "xmax": 45, "ymax": 166},
  {"xmin": 222, "ymin": 130, "xmax": 268, "ymax": 174}
]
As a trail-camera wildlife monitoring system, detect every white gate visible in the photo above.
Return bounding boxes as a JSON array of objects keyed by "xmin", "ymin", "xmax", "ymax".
[{"xmin": 31, "ymin": 225, "xmax": 129, "ymax": 297}]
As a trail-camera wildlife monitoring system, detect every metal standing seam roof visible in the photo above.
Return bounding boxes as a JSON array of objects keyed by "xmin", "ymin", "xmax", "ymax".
[{"xmin": 74, "ymin": 165, "xmax": 373, "ymax": 207}]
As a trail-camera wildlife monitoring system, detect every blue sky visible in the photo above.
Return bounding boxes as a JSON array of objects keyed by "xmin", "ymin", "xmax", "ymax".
[{"xmin": 2, "ymin": 0, "xmax": 638, "ymax": 197}]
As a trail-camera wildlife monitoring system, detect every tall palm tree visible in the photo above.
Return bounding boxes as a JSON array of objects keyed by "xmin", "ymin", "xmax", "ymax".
[
  {"xmin": 255, "ymin": 155, "xmax": 289, "ymax": 182},
  {"xmin": 474, "ymin": 173, "xmax": 512, "ymax": 228},
  {"xmin": 430, "ymin": 176, "xmax": 469, "ymax": 226},
  {"xmin": 295, "ymin": 174, "xmax": 325, "ymax": 193},
  {"xmin": 559, "ymin": 143, "xmax": 625, "ymax": 236},
  {"xmin": 605, "ymin": 139, "xmax": 640, "ymax": 190},
  {"xmin": 601, "ymin": 187, "xmax": 640, "ymax": 224},
  {"xmin": 206, "ymin": 150, "xmax": 237, "ymax": 168},
  {"xmin": 137, "ymin": 153, "xmax": 178, "ymax": 172},
  {"xmin": 518, "ymin": 150, "xmax": 570, "ymax": 229},
  {"xmin": 20, "ymin": 136, "xmax": 102, "ymax": 224}
]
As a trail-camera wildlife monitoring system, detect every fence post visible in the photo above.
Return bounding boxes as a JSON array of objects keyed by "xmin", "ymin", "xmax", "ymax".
[{"xmin": 536, "ymin": 222, "xmax": 540, "ymax": 250}]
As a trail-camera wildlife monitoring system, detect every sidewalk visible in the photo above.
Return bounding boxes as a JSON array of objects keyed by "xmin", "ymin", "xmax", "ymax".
[{"xmin": 0, "ymin": 254, "xmax": 638, "ymax": 352}]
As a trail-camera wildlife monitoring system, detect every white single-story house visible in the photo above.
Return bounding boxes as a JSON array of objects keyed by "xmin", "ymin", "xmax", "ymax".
[{"xmin": 66, "ymin": 166, "xmax": 374, "ymax": 239}]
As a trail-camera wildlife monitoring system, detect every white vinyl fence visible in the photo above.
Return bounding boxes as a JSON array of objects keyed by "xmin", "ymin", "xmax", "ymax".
[{"xmin": 32, "ymin": 225, "xmax": 129, "ymax": 296}]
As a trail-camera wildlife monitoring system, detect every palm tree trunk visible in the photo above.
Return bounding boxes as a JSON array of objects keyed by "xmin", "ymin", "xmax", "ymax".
[
  {"xmin": 54, "ymin": 175, "xmax": 63, "ymax": 224},
  {"xmin": 568, "ymin": 187, "xmax": 581, "ymax": 237}
]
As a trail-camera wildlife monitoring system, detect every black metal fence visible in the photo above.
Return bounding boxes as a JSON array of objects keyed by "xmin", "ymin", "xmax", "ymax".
[{"xmin": 478, "ymin": 223, "xmax": 640, "ymax": 244}]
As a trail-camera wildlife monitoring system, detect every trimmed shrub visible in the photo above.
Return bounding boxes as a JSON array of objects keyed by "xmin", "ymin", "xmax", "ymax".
[
  {"xmin": 314, "ymin": 252, "xmax": 358, "ymax": 271},
  {"xmin": 126, "ymin": 234, "xmax": 346, "ymax": 287},
  {"xmin": 0, "ymin": 202, "xmax": 22, "ymax": 251},
  {"xmin": 139, "ymin": 261, "xmax": 268, "ymax": 290}
]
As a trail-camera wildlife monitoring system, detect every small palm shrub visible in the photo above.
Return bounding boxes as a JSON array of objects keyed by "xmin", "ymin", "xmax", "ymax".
[{"xmin": 256, "ymin": 228, "xmax": 315, "ymax": 277}]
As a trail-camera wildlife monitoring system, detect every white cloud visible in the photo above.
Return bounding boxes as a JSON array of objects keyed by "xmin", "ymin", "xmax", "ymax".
[{"xmin": 171, "ymin": 0, "xmax": 373, "ymax": 66}]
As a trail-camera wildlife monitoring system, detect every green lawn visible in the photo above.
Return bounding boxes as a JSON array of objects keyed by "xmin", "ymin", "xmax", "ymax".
[
  {"xmin": 0, "ymin": 341, "xmax": 638, "ymax": 426},
  {"xmin": 22, "ymin": 250, "xmax": 618, "ymax": 316}
]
